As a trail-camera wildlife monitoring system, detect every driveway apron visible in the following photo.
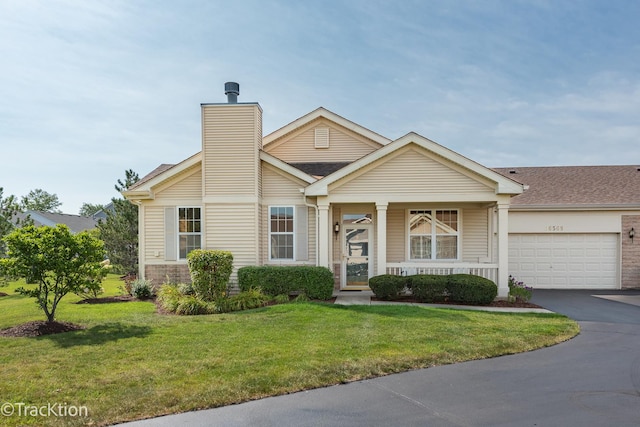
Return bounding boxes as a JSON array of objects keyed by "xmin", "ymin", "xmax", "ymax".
[{"xmin": 120, "ymin": 290, "xmax": 640, "ymax": 427}]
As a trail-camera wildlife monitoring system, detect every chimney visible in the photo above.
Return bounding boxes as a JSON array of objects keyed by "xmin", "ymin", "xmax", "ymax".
[{"xmin": 224, "ymin": 82, "xmax": 240, "ymax": 103}]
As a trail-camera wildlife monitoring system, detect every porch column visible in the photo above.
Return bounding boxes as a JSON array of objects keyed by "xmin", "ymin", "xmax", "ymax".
[
  {"xmin": 376, "ymin": 202, "xmax": 388, "ymax": 276},
  {"xmin": 318, "ymin": 201, "xmax": 330, "ymax": 268},
  {"xmin": 496, "ymin": 201, "xmax": 510, "ymax": 298}
]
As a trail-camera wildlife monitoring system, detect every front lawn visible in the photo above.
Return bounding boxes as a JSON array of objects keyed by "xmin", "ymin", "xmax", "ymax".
[{"xmin": 0, "ymin": 275, "xmax": 579, "ymax": 426}]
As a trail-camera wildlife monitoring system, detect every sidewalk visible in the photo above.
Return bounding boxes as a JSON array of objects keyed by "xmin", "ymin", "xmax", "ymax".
[{"xmin": 333, "ymin": 290, "xmax": 553, "ymax": 313}]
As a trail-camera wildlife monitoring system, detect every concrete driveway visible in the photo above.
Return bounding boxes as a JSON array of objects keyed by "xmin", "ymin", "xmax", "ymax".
[{"xmin": 120, "ymin": 290, "xmax": 640, "ymax": 427}]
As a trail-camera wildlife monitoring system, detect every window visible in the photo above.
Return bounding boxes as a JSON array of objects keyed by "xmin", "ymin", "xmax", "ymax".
[
  {"xmin": 409, "ymin": 209, "xmax": 458, "ymax": 260},
  {"xmin": 178, "ymin": 207, "xmax": 201, "ymax": 259},
  {"xmin": 270, "ymin": 206, "xmax": 294, "ymax": 260}
]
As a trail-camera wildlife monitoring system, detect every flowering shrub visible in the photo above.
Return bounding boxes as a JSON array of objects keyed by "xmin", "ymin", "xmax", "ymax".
[{"xmin": 508, "ymin": 275, "xmax": 533, "ymax": 303}]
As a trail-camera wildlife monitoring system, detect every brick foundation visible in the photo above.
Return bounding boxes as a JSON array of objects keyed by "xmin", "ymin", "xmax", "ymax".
[
  {"xmin": 144, "ymin": 264, "xmax": 191, "ymax": 287},
  {"xmin": 621, "ymin": 215, "xmax": 640, "ymax": 289}
]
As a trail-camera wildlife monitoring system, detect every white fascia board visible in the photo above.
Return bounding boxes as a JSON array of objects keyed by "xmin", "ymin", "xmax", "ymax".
[
  {"xmin": 259, "ymin": 151, "xmax": 316, "ymax": 184},
  {"xmin": 509, "ymin": 204, "xmax": 640, "ymax": 211},
  {"xmin": 305, "ymin": 131, "xmax": 524, "ymax": 196},
  {"xmin": 125, "ymin": 152, "xmax": 202, "ymax": 200},
  {"xmin": 263, "ymin": 107, "xmax": 392, "ymax": 147}
]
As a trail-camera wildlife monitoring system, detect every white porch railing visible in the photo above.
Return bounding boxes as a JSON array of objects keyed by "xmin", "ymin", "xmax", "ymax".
[{"xmin": 386, "ymin": 263, "xmax": 498, "ymax": 283}]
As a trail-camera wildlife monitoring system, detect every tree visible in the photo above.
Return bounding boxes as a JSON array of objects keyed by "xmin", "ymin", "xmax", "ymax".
[
  {"xmin": 20, "ymin": 188, "xmax": 62, "ymax": 213},
  {"xmin": 79, "ymin": 203, "xmax": 105, "ymax": 217},
  {"xmin": 0, "ymin": 224, "xmax": 105, "ymax": 322},
  {"xmin": 0, "ymin": 188, "xmax": 22, "ymax": 257},
  {"xmin": 97, "ymin": 170, "xmax": 140, "ymax": 274}
]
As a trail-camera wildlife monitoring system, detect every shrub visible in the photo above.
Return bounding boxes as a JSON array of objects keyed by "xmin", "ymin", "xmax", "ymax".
[
  {"xmin": 177, "ymin": 282, "xmax": 195, "ymax": 296},
  {"xmin": 175, "ymin": 295, "xmax": 215, "ymax": 315},
  {"xmin": 238, "ymin": 266, "xmax": 333, "ymax": 300},
  {"xmin": 216, "ymin": 288, "xmax": 270, "ymax": 313},
  {"xmin": 410, "ymin": 275, "xmax": 449, "ymax": 303},
  {"xmin": 508, "ymin": 275, "xmax": 533, "ymax": 303},
  {"xmin": 130, "ymin": 278, "xmax": 154, "ymax": 299},
  {"xmin": 187, "ymin": 250, "xmax": 233, "ymax": 302},
  {"xmin": 447, "ymin": 274, "xmax": 497, "ymax": 305},
  {"xmin": 273, "ymin": 294, "xmax": 290, "ymax": 304},
  {"xmin": 369, "ymin": 275, "xmax": 407, "ymax": 300},
  {"xmin": 157, "ymin": 284, "xmax": 182, "ymax": 312}
]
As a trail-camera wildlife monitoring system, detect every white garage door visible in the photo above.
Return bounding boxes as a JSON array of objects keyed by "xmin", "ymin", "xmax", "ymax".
[{"xmin": 509, "ymin": 234, "xmax": 619, "ymax": 289}]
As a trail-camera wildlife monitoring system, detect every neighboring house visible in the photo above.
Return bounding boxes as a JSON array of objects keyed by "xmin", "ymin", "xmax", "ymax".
[
  {"xmin": 15, "ymin": 211, "xmax": 98, "ymax": 233},
  {"xmin": 123, "ymin": 83, "xmax": 640, "ymax": 296},
  {"xmin": 91, "ymin": 202, "xmax": 115, "ymax": 222}
]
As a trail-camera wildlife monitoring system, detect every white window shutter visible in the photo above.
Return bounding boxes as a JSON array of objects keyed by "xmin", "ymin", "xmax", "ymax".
[
  {"xmin": 295, "ymin": 206, "xmax": 308, "ymax": 261},
  {"xmin": 165, "ymin": 207, "xmax": 177, "ymax": 261},
  {"xmin": 314, "ymin": 127, "xmax": 329, "ymax": 149}
]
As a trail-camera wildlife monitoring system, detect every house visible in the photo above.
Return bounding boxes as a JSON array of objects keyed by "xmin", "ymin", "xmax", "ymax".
[
  {"xmin": 123, "ymin": 83, "xmax": 640, "ymax": 297},
  {"xmin": 15, "ymin": 211, "xmax": 98, "ymax": 233}
]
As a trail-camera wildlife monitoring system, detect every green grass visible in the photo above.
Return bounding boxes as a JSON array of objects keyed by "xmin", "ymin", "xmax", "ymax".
[{"xmin": 0, "ymin": 275, "xmax": 579, "ymax": 426}]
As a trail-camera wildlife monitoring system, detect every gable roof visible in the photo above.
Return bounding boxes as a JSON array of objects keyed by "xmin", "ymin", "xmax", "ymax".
[
  {"xmin": 288, "ymin": 162, "xmax": 351, "ymax": 178},
  {"xmin": 123, "ymin": 153, "xmax": 201, "ymax": 200},
  {"xmin": 494, "ymin": 165, "xmax": 640, "ymax": 209},
  {"xmin": 305, "ymin": 132, "xmax": 524, "ymax": 196},
  {"xmin": 263, "ymin": 107, "xmax": 392, "ymax": 147},
  {"xmin": 16, "ymin": 211, "xmax": 97, "ymax": 233}
]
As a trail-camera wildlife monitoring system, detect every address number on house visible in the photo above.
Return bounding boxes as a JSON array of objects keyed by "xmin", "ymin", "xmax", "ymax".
[{"xmin": 547, "ymin": 225, "xmax": 564, "ymax": 232}]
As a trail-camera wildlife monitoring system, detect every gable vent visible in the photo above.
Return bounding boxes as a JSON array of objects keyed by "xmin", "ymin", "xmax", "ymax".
[{"xmin": 314, "ymin": 127, "xmax": 329, "ymax": 149}]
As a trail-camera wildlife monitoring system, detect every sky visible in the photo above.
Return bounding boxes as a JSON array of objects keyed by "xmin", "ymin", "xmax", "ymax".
[{"xmin": 1, "ymin": 0, "xmax": 639, "ymax": 214}]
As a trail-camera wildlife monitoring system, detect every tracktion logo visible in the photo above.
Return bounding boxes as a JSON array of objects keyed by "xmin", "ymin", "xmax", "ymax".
[{"xmin": 1, "ymin": 402, "xmax": 88, "ymax": 418}]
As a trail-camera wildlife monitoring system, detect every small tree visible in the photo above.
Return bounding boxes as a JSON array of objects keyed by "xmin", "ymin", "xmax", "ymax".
[
  {"xmin": 187, "ymin": 250, "xmax": 233, "ymax": 301},
  {"xmin": 0, "ymin": 224, "xmax": 106, "ymax": 322}
]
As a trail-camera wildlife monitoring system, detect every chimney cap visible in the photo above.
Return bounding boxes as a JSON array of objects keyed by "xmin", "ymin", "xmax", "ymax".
[{"xmin": 224, "ymin": 82, "xmax": 240, "ymax": 103}]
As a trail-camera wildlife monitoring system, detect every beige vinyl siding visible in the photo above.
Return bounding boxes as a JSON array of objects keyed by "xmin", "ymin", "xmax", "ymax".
[
  {"xmin": 265, "ymin": 119, "xmax": 379, "ymax": 163},
  {"xmin": 202, "ymin": 104, "xmax": 261, "ymax": 197},
  {"xmin": 330, "ymin": 146, "xmax": 495, "ymax": 197},
  {"xmin": 154, "ymin": 167, "xmax": 202, "ymax": 199},
  {"xmin": 386, "ymin": 207, "xmax": 405, "ymax": 262},
  {"xmin": 143, "ymin": 206, "xmax": 165, "ymax": 261},
  {"xmin": 262, "ymin": 165, "xmax": 307, "ymax": 200},
  {"xmin": 205, "ymin": 203, "xmax": 260, "ymax": 282},
  {"xmin": 462, "ymin": 208, "xmax": 489, "ymax": 262}
]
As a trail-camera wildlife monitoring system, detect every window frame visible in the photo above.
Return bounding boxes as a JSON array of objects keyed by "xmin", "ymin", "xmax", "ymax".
[
  {"xmin": 177, "ymin": 206, "xmax": 202, "ymax": 260},
  {"xmin": 407, "ymin": 209, "xmax": 460, "ymax": 261},
  {"xmin": 269, "ymin": 205, "xmax": 295, "ymax": 261}
]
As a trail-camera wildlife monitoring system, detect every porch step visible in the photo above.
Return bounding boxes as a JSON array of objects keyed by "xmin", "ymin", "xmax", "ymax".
[{"xmin": 334, "ymin": 291, "xmax": 373, "ymax": 305}]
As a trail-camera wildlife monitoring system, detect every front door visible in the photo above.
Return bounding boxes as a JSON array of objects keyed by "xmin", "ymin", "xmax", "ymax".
[{"xmin": 342, "ymin": 214, "xmax": 373, "ymax": 289}]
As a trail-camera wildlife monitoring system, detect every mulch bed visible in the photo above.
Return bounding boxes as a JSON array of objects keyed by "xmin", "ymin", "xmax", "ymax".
[
  {"xmin": 0, "ymin": 321, "xmax": 85, "ymax": 338},
  {"xmin": 0, "ymin": 292, "xmax": 9, "ymax": 297},
  {"xmin": 76, "ymin": 295, "xmax": 135, "ymax": 304}
]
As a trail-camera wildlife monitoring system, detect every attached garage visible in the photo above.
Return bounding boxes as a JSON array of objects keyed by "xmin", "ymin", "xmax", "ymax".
[{"xmin": 509, "ymin": 233, "xmax": 619, "ymax": 289}]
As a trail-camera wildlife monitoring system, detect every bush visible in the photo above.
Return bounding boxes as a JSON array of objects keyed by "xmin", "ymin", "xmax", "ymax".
[
  {"xmin": 238, "ymin": 266, "xmax": 333, "ymax": 300},
  {"xmin": 187, "ymin": 250, "xmax": 233, "ymax": 302},
  {"xmin": 447, "ymin": 274, "xmax": 497, "ymax": 305},
  {"xmin": 410, "ymin": 275, "xmax": 449, "ymax": 303},
  {"xmin": 130, "ymin": 278, "xmax": 154, "ymax": 299},
  {"xmin": 177, "ymin": 282, "xmax": 195, "ymax": 296},
  {"xmin": 176, "ymin": 295, "xmax": 215, "ymax": 315},
  {"xmin": 157, "ymin": 284, "xmax": 182, "ymax": 312},
  {"xmin": 216, "ymin": 288, "xmax": 270, "ymax": 313},
  {"xmin": 369, "ymin": 275, "xmax": 407, "ymax": 300}
]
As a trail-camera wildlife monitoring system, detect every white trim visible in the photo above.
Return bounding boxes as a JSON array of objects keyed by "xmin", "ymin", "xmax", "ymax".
[
  {"xmin": 268, "ymin": 205, "xmax": 295, "ymax": 261},
  {"xmin": 259, "ymin": 151, "xmax": 317, "ymax": 184},
  {"xmin": 407, "ymin": 208, "xmax": 461, "ymax": 261},
  {"xmin": 123, "ymin": 152, "xmax": 201, "ymax": 200},
  {"xmin": 305, "ymin": 132, "xmax": 524, "ymax": 197},
  {"xmin": 263, "ymin": 107, "xmax": 392, "ymax": 147}
]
